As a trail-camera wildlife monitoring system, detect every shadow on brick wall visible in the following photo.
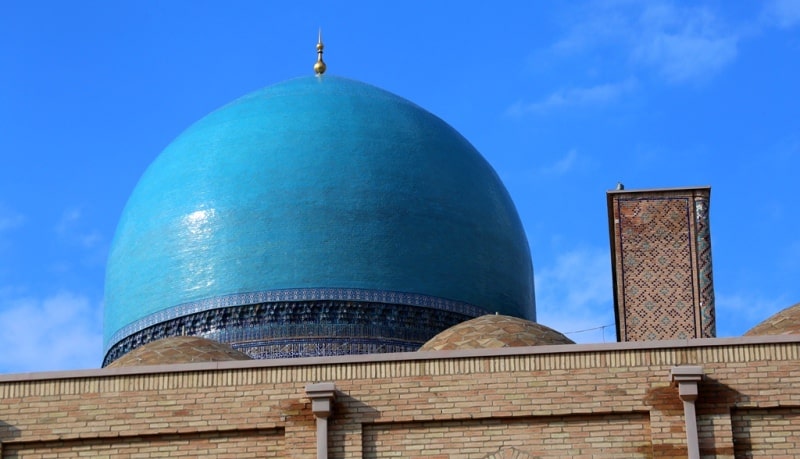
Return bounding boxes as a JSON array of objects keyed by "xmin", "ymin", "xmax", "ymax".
[
  {"xmin": 331, "ymin": 392, "xmax": 380, "ymax": 424},
  {"xmin": 0, "ymin": 420, "xmax": 21, "ymax": 441},
  {"xmin": 697, "ymin": 377, "xmax": 741, "ymax": 457}
]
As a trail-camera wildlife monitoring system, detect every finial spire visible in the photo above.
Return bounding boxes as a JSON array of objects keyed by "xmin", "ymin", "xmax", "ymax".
[{"xmin": 314, "ymin": 28, "xmax": 327, "ymax": 75}]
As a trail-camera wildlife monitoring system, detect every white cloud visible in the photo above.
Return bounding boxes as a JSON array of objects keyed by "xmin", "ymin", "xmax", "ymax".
[
  {"xmin": 535, "ymin": 247, "xmax": 616, "ymax": 343},
  {"xmin": 762, "ymin": 0, "xmax": 800, "ymax": 29},
  {"xmin": 631, "ymin": 4, "xmax": 739, "ymax": 83},
  {"xmin": 508, "ymin": 78, "xmax": 637, "ymax": 115},
  {"xmin": 55, "ymin": 207, "xmax": 103, "ymax": 249},
  {"xmin": 0, "ymin": 292, "xmax": 103, "ymax": 373},
  {"xmin": 0, "ymin": 206, "xmax": 25, "ymax": 232},
  {"xmin": 714, "ymin": 292, "xmax": 792, "ymax": 337},
  {"xmin": 540, "ymin": 149, "xmax": 580, "ymax": 176},
  {"xmin": 55, "ymin": 208, "xmax": 82, "ymax": 236},
  {"xmin": 546, "ymin": 2, "xmax": 740, "ymax": 85},
  {"xmin": 534, "ymin": 149, "xmax": 589, "ymax": 178}
]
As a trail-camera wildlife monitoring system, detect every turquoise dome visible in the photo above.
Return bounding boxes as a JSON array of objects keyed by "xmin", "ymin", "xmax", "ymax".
[{"xmin": 104, "ymin": 76, "xmax": 535, "ymax": 355}]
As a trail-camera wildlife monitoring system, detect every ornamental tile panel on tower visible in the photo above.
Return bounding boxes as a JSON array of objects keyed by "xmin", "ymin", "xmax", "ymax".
[{"xmin": 607, "ymin": 186, "xmax": 716, "ymax": 341}]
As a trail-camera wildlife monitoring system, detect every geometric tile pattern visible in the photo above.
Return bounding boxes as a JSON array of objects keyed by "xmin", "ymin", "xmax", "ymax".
[
  {"xmin": 619, "ymin": 197, "xmax": 695, "ymax": 340},
  {"xmin": 695, "ymin": 195, "xmax": 717, "ymax": 337},
  {"xmin": 102, "ymin": 300, "xmax": 481, "ymax": 367},
  {"xmin": 106, "ymin": 287, "xmax": 489, "ymax": 354},
  {"xmin": 608, "ymin": 187, "xmax": 716, "ymax": 341}
]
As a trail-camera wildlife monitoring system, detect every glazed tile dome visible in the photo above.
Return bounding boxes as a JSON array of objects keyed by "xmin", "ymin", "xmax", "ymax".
[
  {"xmin": 104, "ymin": 75, "xmax": 535, "ymax": 364},
  {"xmin": 419, "ymin": 315, "xmax": 573, "ymax": 351}
]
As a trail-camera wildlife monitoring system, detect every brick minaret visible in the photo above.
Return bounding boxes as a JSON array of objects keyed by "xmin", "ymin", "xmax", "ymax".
[{"xmin": 607, "ymin": 186, "xmax": 716, "ymax": 341}]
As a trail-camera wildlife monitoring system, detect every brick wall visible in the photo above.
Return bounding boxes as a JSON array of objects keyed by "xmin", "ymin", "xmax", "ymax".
[
  {"xmin": 362, "ymin": 413, "xmax": 651, "ymax": 458},
  {"xmin": 1, "ymin": 336, "xmax": 799, "ymax": 458},
  {"xmin": 732, "ymin": 407, "xmax": 800, "ymax": 457},
  {"xmin": 2, "ymin": 429, "xmax": 283, "ymax": 458}
]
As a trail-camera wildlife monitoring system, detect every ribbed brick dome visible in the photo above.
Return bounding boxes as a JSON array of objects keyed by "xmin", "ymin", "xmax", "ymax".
[
  {"xmin": 105, "ymin": 336, "xmax": 252, "ymax": 368},
  {"xmin": 419, "ymin": 315, "xmax": 573, "ymax": 351},
  {"xmin": 745, "ymin": 302, "xmax": 800, "ymax": 336}
]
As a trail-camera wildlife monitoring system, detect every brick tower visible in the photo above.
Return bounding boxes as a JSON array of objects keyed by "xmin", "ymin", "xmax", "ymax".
[{"xmin": 607, "ymin": 186, "xmax": 716, "ymax": 341}]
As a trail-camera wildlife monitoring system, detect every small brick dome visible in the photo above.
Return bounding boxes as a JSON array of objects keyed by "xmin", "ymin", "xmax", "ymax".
[
  {"xmin": 105, "ymin": 336, "xmax": 252, "ymax": 368},
  {"xmin": 418, "ymin": 314, "xmax": 574, "ymax": 351},
  {"xmin": 744, "ymin": 302, "xmax": 800, "ymax": 336}
]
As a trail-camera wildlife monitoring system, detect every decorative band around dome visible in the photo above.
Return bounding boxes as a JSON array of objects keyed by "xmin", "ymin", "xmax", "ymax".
[
  {"xmin": 105, "ymin": 287, "xmax": 490, "ymax": 354},
  {"xmin": 103, "ymin": 296, "xmax": 486, "ymax": 366}
]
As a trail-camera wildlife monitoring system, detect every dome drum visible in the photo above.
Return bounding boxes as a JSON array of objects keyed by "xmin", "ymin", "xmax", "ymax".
[{"xmin": 103, "ymin": 298, "xmax": 482, "ymax": 366}]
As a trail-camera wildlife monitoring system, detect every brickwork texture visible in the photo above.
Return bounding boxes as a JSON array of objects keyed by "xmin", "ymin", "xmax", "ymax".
[{"xmin": 1, "ymin": 337, "xmax": 799, "ymax": 458}]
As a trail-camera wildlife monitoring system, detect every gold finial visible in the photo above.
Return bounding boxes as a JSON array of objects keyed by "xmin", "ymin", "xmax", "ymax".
[{"xmin": 314, "ymin": 28, "xmax": 326, "ymax": 75}]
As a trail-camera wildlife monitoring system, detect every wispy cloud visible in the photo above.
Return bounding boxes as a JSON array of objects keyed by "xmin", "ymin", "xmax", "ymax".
[
  {"xmin": 547, "ymin": 2, "xmax": 741, "ymax": 85},
  {"xmin": 631, "ymin": 4, "xmax": 739, "ymax": 83},
  {"xmin": 55, "ymin": 208, "xmax": 82, "ymax": 234},
  {"xmin": 783, "ymin": 240, "xmax": 800, "ymax": 270},
  {"xmin": 535, "ymin": 247, "xmax": 616, "ymax": 343},
  {"xmin": 535, "ymin": 149, "xmax": 589, "ymax": 178},
  {"xmin": 0, "ymin": 205, "xmax": 25, "ymax": 232},
  {"xmin": 540, "ymin": 149, "xmax": 580, "ymax": 176},
  {"xmin": 714, "ymin": 292, "xmax": 790, "ymax": 337},
  {"xmin": 55, "ymin": 207, "xmax": 103, "ymax": 249},
  {"xmin": 762, "ymin": 0, "xmax": 800, "ymax": 29},
  {"xmin": 0, "ymin": 291, "xmax": 103, "ymax": 373},
  {"xmin": 508, "ymin": 78, "xmax": 637, "ymax": 116}
]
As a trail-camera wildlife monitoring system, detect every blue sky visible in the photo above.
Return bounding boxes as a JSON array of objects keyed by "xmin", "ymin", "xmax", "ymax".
[{"xmin": 2, "ymin": 1, "xmax": 799, "ymax": 373}]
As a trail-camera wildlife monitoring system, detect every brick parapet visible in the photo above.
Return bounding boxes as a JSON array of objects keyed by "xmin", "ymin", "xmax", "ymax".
[
  {"xmin": 1, "ymin": 336, "xmax": 799, "ymax": 457},
  {"xmin": 4, "ymin": 335, "xmax": 800, "ymax": 388}
]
